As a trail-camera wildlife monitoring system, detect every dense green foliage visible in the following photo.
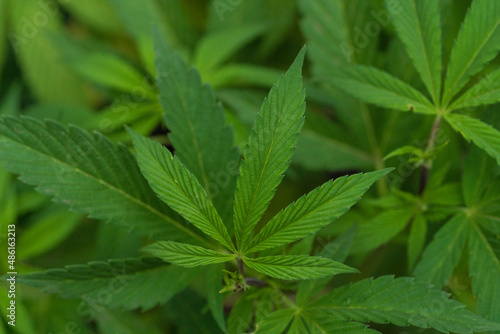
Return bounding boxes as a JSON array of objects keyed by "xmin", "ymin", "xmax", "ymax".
[{"xmin": 0, "ymin": 0, "xmax": 499, "ymax": 333}]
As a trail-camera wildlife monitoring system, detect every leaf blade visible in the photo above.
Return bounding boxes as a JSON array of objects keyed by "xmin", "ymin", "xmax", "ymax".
[
  {"xmin": 390, "ymin": 0, "xmax": 442, "ymax": 103},
  {"xmin": 0, "ymin": 116, "xmax": 195, "ymax": 241},
  {"xmin": 309, "ymin": 275, "xmax": 500, "ymax": 333},
  {"xmin": 443, "ymin": 0, "xmax": 500, "ymax": 105},
  {"xmin": 445, "ymin": 113, "xmax": 500, "ymax": 166},
  {"xmin": 233, "ymin": 48, "xmax": 307, "ymax": 250},
  {"xmin": 243, "ymin": 255, "xmax": 358, "ymax": 281},
  {"xmin": 142, "ymin": 241, "xmax": 235, "ymax": 268},
  {"xmin": 246, "ymin": 169, "xmax": 391, "ymax": 253},
  {"xmin": 128, "ymin": 129, "xmax": 235, "ymax": 252},
  {"xmin": 330, "ymin": 65, "xmax": 435, "ymax": 114}
]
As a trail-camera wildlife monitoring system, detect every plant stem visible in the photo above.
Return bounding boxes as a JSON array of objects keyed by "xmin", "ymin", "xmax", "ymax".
[
  {"xmin": 419, "ymin": 114, "xmax": 443, "ymax": 194},
  {"xmin": 237, "ymin": 258, "xmax": 245, "ymax": 278}
]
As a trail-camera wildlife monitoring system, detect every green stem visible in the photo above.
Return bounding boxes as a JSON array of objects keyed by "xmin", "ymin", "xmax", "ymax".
[{"xmin": 419, "ymin": 114, "xmax": 443, "ymax": 194}]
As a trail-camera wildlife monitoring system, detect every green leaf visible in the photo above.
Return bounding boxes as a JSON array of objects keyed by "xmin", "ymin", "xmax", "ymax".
[
  {"xmin": 300, "ymin": 310, "xmax": 380, "ymax": 334},
  {"xmin": 14, "ymin": 257, "xmax": 201, "ymax": 311},
  {"xmin": 407, "ymin": 213, "xmax": 427, "ymax": 271},
  {"xmin": 96, "ymin": 310, "xmax": 163, "ymax": 334},
  {"xmin": 445, "ymin": 113, "xmax": 500, "ymax": 166},
  {"xmin": 254, "ymin": 308, "xmax": 295, "ymax": 334},
  {"xmin": 309, "ymin": 276, "xmax": 500, "ymax": 333},
  {"xmin": 331, "ymin": 65, "xmax": 435, "ymax": 114},
  {"xmin": 449, "ymin": 67, "xmax": 500, "ymax": 110},
  {"xmin": 390, "ymin": 0, "xmax": 442, "ymax": 104},
  {"xmin": 233, "ymin": 48, "xmax": 306, "ymax": 250},
  {"xmin": 142, "ymin": 241, "xmax": 236, "ymax": 268},
  {"xmin": 0, "ymin": 117, "xmax": 194, "ymax": 241},
  {"xmin": 109, "ymin": 0, "xmax": 181, "ymax": 70},
  {"xmin": 243, "ymin": 255, "xmax": 358, "ymax": 280},
  {"xmin": 351, "ymin": 208, "xmax": 414, "ymax": 254},
  {"xmin": 194, "ymin": 24, "xmax": 266, "ymax": 75},
  {"xmin": 414, "ymin": 213, "xmax": 469, "ymax": 288},
  {"xmin": 8, "ymin": 0, "xmax": 90, "ymax": 106},
  {"xmin": 246, "ymin": 169, "xmax": 391, "ymax": 253},
  {"xmin": 155, "ymin": 34, "xmax": 240, "ymax": 223},
  {"xmin": 128, "ymin": 129, "xmax": 235, "ymax": 252},
  {"xmin": 469, "ymin": 220, "xmax": 500, "ymax": 323},
  {"xmin": 443, "ymin": 0, "xmax": 500, "ymax": 105},
  {"xmin": 208, "ymin": 64, "xmax": 282, "ymax": 89}
]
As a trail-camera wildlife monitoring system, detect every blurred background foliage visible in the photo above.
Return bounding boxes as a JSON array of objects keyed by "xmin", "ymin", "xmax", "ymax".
[{"xmin": 0, "ymin": 0, "xmax": 498, "ymax": 333}]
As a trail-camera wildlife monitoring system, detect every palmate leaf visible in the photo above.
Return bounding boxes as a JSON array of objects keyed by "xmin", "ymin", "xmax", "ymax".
[
  {"xmin": 0, "ymin": 116, "xmax": 199, "ymax": 242},
  {"xmin": 242, "ymin": 255, "xmax": 357, "ymax": 280},
  {"xmin": 443, "ymin": 0, "xmax": 500, "ymax": 106},
  {"xmin": 142, "ymin": 241, "xmax": 236, "ymax": 268},
  {"xmin": 245, "ymin": 169, "xmax": 391, "ymax": 253},
  {"xmin": 330, "ymin": 65, "xmax": 435, "ymax": 114},
  {"xmin": 13, "ymin": 257, "xmax": 201, "ymax": 311},
  {"xmin": 413, "ymin": 213, "xmax": 469, "ymax": 288},
  {"xmin": 128, "ymin": 129, "xmax": 235, "ymax": 252},
  {"xmin": 308, "ymin": 276, "xmax": 500, "ymax": 333},
  {"xmin": 445, "ymin": 113, "xmax": 500, "ymax": 166},
  {"xmin": 233, "ymin": 47, "xmax": 306, "ymax": 250},
  {"xmin": 155, "ymin": 34, "xmax": 240, "ymax": 223},
  {"xmin": 390, "ymin": 0, "xmax": 442, "ymax": 104}
]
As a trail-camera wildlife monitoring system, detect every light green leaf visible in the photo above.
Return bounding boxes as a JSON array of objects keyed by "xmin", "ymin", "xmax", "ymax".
[
  {"xmin": 155, "ymin": 35, "xmax": 240, "ymax": 224},
  {"xmin": 246, "ymin": 169, "xmax": 391, "ymax": 253},
  {"xmin": 233, "ymin": 48, "xmax": 306, "ymax": 250},
  {"xmin": 142, "ymin": 241, "xmax": 235, "ymax": 268},
  {"xmin": 14, "ymin": 258, "xmax": 201, "ymax": 311},
  {"xmin": 331, "ymin": 65, "xmax": 435, "ymax": 114},
  {"xmin": 66, "ymin": 51, "xmax": 149, "ymax": 94},
  {"xmin": 208, "ymin": 64, "xmax": 282, "ymax": 89},
  {"xmin": 309, "ymin": 276, "xmax": 500, "ymax": 333},
  {"xmin": 445, "ymin": 113, "xmax": 500, "ymax": 166},
  {"xmin": 443, "ymin": 0, "xmax": 500, "ymax": 105},
  {"xmin": 408, "ymin": 213, "xmax": 427, "ymax": 271},
  {"xmin": 8, "ymin": 0, "xmax": 90, "ymax": 106},
  {"xmin": 0, "ymin": 117, "xmax": 194, "ymax": 241},
  {"xmin": 243, "ymin": 255, "xmax": 357, "ymax": 280},
  {"xmin": 414, "ymin": 213, "xmax": 469, "ymax": 288},
  {"xmin": 59, "ymin": 0, "xmax": 122, "ymax": 35},
  {"xmin": 109, "ymin": 0, "xmax": 181, "ymax": 70},
  {"xmin": 351, "ymin": 208, "xmax": 414, "ymax": 254},
  {"xmin": 128, "ymin": 129, "xmax": 235, "ymax": 251},
  {"xmin": 450, "ymin": 67, "xmax": 500, "ymax": 110},
  {"xmin": 254, "ymin": 309, "xmax": 295, "ymax": 334},
  {"xmin": 390, "ymin": 0, "xmax": 442, "ymax": 103},
  {"xmin": 469, "ymin": 220, "xmax": 500, "ymax": 323},
  {"xmin": 194, "ymin": 24, "xmax": 266, "ymax": 76}
]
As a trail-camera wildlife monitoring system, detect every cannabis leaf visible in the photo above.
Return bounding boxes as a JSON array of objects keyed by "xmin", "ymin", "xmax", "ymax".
[
  {"xmin": 0, "ymin": 116, "xmax": 200, "ymax": 242},
  {"xmin": 242, "ymin": 255, "xmax": 357, "ymax": 280},
  {"xmin": 232, "ymin": 47, "xmax": 306, "ymax": 251},
  {"xmin": 142, "ymin": 241, "xmax": 236, "ymax": 268},
  {"xmin": 12, "ymin": 257, "xmax": 201, "ymax": 311},
  {"xmin": 307, "ymin": 276, "xmax": 500, "ymax": 333},
  {"xmin": 155, "ymin": 32, "xmax": 240, "ymax": 223},
  {"xmin": 245, "ymin": 169, "xmax": 391, "ymax": 253},
  {"xmin": 128, "ymin": 128, "xmax": 235, "ymax": 252},
  {"xmin": 442, "ymin": 0, "xmax": 500, "ymax": 106}
]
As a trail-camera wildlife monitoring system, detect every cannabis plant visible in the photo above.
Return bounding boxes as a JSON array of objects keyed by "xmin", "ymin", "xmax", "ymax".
[{"xmin": 1, "ymin": 0, "xmax": 500, "ymax": 333}]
